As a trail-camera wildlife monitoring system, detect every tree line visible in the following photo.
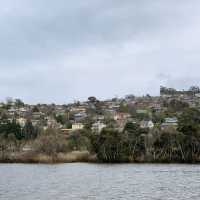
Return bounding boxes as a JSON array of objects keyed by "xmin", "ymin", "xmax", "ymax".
[
  {"xmin": 92, "ymin": 107, "xmax": 200, "ymax": 163},
  {"xmin": 0, "ymin": 107, "xmax": 200, "ymax": 163}
]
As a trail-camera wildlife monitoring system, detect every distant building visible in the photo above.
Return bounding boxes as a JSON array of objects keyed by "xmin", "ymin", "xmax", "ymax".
[
  {"xmin": 60, "ymin": 128, "xmax": 73, "ymax": 134},
  {"xmin": 92, "ymin": 121, "xmax": 106, "ymax": 133},
  {"xmin": 136, "ymin": 109, "xmax": 148, "ymax": 114},
  {"xmin": 72, "ymin": 123, "xmax": 84, "ymax": 130},
  {"xmin": 165, "ymin": 117, "xmax": 178, "ymax": 124},
  {"xmin": 8, "ymin": 108, "xmax": 16, "ymax": 116},
  {"xmin": 150, "ymin": 104, "xmax": 162, "ymax": 112},
  {"xmin": 60, "ymin": 123, "xmax": 84, "ymax": 134},
  {"xmin": 161, "ymin": 117, "xmax": 178, "ymax": 129},
  {"xmin": 32, "ymin": 112, "xmax": 43, "ymax": 119},
  {"xmin": 74, "ymin": 112, "xmax": 87, "ymax": 121},
  {"xmin": 140, "ymin": 120, "xmax": 154, "ymax": 129},
  {"xmin": 46, "ymin": 117, "xmax": 62, "ymax": 129},
  {"xmin": 70, "ymin": 106, "xmax": 86, "ymax": 113},
  {"xmin": 31, "ymin": 119, "xmax": 40, "ymax": 126},
  {"xmin": 114, "ymin": 112, "xmax": 131, "ymax": 121},
  {"xmin": 92, "ymin": 115, "xmax": 105, "ymax": 121},
  {"xmin": 16, "ymin": 118, "xmax": 26, "ymax": 127},
  {"xmin": 195, "ymin": 93, "xmax": 200, "ymax": 98}
]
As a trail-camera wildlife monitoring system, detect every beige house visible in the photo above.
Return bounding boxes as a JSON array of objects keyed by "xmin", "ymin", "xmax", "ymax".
[
  {"xmin": 72, "ymin": 123, "xmax": 84, "ymax": 130},
  {"xmin": 113, "ymin": 112, "xmax": 131, "ymax": 121},
  {"xmin": 70, "ymin": 106, "xmax": 86, "ymax": 113}
]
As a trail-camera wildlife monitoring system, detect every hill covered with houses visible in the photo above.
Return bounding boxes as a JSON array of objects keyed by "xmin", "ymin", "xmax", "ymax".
[{"xmin": 1, "ymin": 86, "xmax": 200, "ymax": 163}]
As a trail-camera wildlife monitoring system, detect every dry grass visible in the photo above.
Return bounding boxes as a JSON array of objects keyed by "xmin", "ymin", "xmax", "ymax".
[
  {"xmin": 0, "ymin": 151, "xmax": 97, "ymax": 163},
  {"xmin": 32, "ymin": 151, "xmax": 97, "ymax": 163}
]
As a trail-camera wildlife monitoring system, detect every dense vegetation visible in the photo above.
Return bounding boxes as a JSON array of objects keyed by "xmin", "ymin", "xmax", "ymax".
[
  {"xmin": 160, "ymin": 86, "xmax": 200, "ymax": 96},
  {"xmin": 1, "ymin": 107, "xmax": 200, "ymax": 163}
]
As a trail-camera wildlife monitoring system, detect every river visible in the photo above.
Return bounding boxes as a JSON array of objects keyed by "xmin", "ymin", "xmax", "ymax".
[{"xmin": 0, "ymin": 164, "xmax": 200, "ymax": 200}]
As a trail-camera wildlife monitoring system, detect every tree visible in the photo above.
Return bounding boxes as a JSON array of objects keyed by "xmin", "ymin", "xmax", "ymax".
[
  {"xmin": 152, "ymin": 112, "xmax": 165, "ymax": 124},
  {"xmin": 88, "ymin": 96, "xmax": 97, "ymax": 103},
  {"xmin": 177, "ymin": 108, "xmax": 200, "ymax": 162},
  {"xmin": 0, "ymin": 120, "xmax": 22, "ymax": 140},
  {"xmin": 123, "ymin": 122, "xmax": 147, "ymax": 161},
  {"xmin": 125, "ymin": 94, "xmax": 135, "ymax": 100},
  {"xmin": 167, "ymin": 99, "xmax": 189, "ymax": 113},
  {"xmin": 22, "ymin": 120, "xmax": 38, "ymax": 139},
  {"xmin": 118, "ymin": 101, "xmax": 128, "ymax": 113},
  {"xmin": 15, "ymin": 99, "xmax": 24, "ymax": 108},
  {"xmin": 160, "ymin": 86, "xmax": 177, "ymax": 95},
  {"xmin": 55, "ymin": 115, "xmax": 66, "ymax": 125},
  {"xmin": 6, "ymin": 97, "xmax": 13, "ymax": 106},
  {"xmin": 32, "ymin": 106, "xmax": 39, "ymax": 113},
  {"xmin": 33, "ymin": 128, "xmax": 69, "ymax": 156},
  {"xmin": 153, "ymin": 130, "xmax": 185, "ymax": 162},
  {"xmin": 178, "ymin": 108, "xmax": 200, "ymax": 137},
  {"xmin": 95, "ymin": 129, "xmax": 129, "ymax": 162},
  {"xmin": 189, "ymin": 86, "xmax": 200, "ymax": 95},
  {"xmin": 67, "ymin": 130, "xmax": 92, "ymax": 151},
  {"xmin": 123, "ymin": 122, "xmax": 140, "ymax": 136}
]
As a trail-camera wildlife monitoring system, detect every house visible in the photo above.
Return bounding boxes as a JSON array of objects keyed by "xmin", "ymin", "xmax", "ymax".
[
  {"xmin": 31, "ymin": 119, "xmax": 40, "ymax": 126},
  {"xmin": 70, "ymin": 106, "xmax": 87, "ymax": 113},
  {"xmin": 46, "ymin": 117, "xmax": 62, "ymax": 129},
  {"xmin": 113, "ymin": 112, "xmax": 131, "ymax": 130},
  {"xmin": 18, "ymin": 107, "xmax": 29, "ymax": 117},
  {"xmin": 16, "ymin": 118, "xmax": 26, "ymax": 127},
  {"xmin": 8, "ymin": 108, "xmax": 16, "ymax": 116},
  {"xmin": 32, "ymin": 112, "xmax": 43, "ymax": 119},
  {"xmin": 140, "ymin": 120, "xmax": 154, "ymax": 129},
  {"xmin": 74, "ymin": 112, "xmax": 87, "ymax": 121},
  {"xmin": 60, "ymin": 122, "xmax": 84, "ymax": 134},
  {"xmin": 136, "ymin": 109, "xmax": 148, "ymax": 114},
  {"xmin": 195, "ymin": 93, "xmax": 200, "ymax": 98},
  {"xmin": 108, "ymin": 104, "xmax": 120, "ymax": 110},
  {"xmin": 55, "ymin": 110, "xmax": 66, "ymax": 116},
  {"xmin": 92, "ymin": 115, "xmax": 105, "ymax": 121},
  {"xmin": 22, "ymin": 144, "xmax": 33, "ymax": 152},
  {"xmin": 161, "ymin": 117, "xmax": 178, "ymax": 129},
  {"xmin": 72, "ymin": 123, "xmax": 84, "ymax": 130},
  {"xmin": 114, "ymin": 112, "xmax": 131, "ymax": 121},
  {"xmin": 60, "ymin": 128, "xmax": 73, "ymax": 135},
  {"xmin": 165, "ymin": 117, "xmax": 178, "ymax": 124},
  {"xmin": 19, "ymin": 107, "xmax": 28, "ymax": 113},
  {"xmin": 150, "ymin": 103, "xmax": 162, "ymax": 112},
  {"xmin": 92, "ymin": 121, "xmax": 106, "ymax": 133},
  {"xmin": 105, "ymin": 109, "xmax": 116, "ymax": 116}
]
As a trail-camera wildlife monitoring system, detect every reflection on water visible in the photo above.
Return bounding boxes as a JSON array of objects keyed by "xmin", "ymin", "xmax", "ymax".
[{"xmin": 0, "ymin": 163, "xmax": 200, "ymax": 200}]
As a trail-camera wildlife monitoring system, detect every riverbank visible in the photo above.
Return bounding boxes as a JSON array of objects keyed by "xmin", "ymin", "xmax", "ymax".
[
  {"xmin": 1, "ymin": 151, "xmax": 200, "ymax": 164},
  {"xmin": 0, "ymin": 151, "xmax": 97, "ymax": 164}
]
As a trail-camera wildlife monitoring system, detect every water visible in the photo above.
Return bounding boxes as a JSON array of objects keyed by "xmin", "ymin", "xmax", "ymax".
[{"xmin": 0, "ymin": 164, "xmax": 200, "ymax": 200}]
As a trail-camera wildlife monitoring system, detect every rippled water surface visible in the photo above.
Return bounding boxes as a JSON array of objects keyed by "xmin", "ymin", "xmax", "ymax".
[{"xmin": 0, "ymin": 163, "xmax": 200, "ymax": 200}]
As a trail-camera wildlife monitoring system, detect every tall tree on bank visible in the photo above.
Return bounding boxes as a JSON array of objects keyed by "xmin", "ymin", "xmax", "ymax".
[{"xmin": 22, "ymin": 120, "xmax": 38, "ymax": 139}]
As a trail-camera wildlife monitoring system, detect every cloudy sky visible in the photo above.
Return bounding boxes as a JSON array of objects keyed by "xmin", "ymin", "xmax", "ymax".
[{"xmin": 1, "ymin": 0, "xmax": 200, "ymax": 103}]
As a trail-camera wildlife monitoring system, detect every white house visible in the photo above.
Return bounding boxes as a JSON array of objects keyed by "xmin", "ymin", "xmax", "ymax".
[
  {"xmin": 161, "ymin": 117, "xmax": 178, "ymax": 129},
  {"xmin": 16, "ymin": 118, "xmax": 26, "ymax": 127},
  {"xmin": 140, "ymin": 120, "xmax": 154, "ymax": 129},
  {"xmin": 92, "ymin": 121, "xmax": 106, "ymax": 133},
  {"xmin": 165, "ymin": 117, "xmax": 178, "ymax": 124}
]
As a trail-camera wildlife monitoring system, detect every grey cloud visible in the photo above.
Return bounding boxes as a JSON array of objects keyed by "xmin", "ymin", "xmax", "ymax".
[{"xmin": 1, "ymin": 0, "xmax": 200, "ymax": 103}]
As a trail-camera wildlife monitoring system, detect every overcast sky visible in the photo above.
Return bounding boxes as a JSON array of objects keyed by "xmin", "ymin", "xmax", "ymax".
[{"xmin": 1, "ymin": 0, "xmax": 200, "ymax": 104}]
